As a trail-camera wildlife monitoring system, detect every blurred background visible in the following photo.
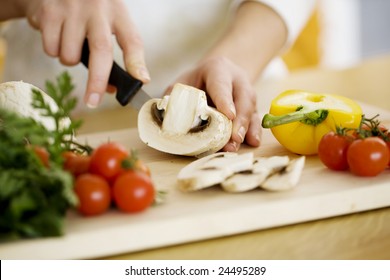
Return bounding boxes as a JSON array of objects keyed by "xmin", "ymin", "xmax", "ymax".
[
  {"xmin": 284, "ymin": 0, "xmax": 390, "ymax": 71},
  {"xmin": 1, "ymin": 0, "xmax": 390, "ymax": 82}
]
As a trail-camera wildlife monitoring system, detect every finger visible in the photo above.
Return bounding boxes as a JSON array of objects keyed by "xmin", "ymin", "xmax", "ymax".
[
  {"xmin": 222, "ymin": 139, "xmax": 241, "ymax": 152},
  {"xmin": 163, "ymin": 84, "xmax": 175, "ymax": 96},
  {"xmin": 230, "ymin": 80, "xmax": 257, "ymax": 145},
  {"xmin": 203, "ymin": 64, "xmax": 236, "ymax": 120},
  {"xmin": 59, "ymin": 15, "xmax": 86, "ymax": 65},
  {"xmin": 163, "ymin": 71, "xmax": 198, "ymax": 96},
  {"xmin": 245, "ymin": 112, "xmax": 262, "ymax": 147},
  {"xmin": 84, "ymin": 21, "xmax": 113, "ymax": 108},
  {"xmin": 39, "ymin": 10, "xmax": 63, "ymax": 57},
  {"xmin": 27, "ymin": 14, "xmax": 40, "ymax": 30},
  {"xmin": 113, "ymin": 8, "xmax": 150, "ymax": 83}
]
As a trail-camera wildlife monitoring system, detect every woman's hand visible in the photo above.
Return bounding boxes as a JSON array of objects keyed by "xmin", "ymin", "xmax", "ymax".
[
  {"xmin": 163, "ymin": 2, "xmax": 287, "ymax": 152},
  {"xmin": 167, "ymin": 56, "xmax": 262, "ymax": 152},
  {"xmin": 165, "ymin": 1, "xmax": 289, "ymax": 152},
  {"xmin": 16, "ymin": 0, "xmax": 150, "ymax": 107}
]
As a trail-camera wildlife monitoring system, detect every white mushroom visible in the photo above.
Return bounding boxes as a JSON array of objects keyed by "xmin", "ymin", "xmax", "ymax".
[
  {"xmin": 221, "ymin": 156, "xmax": 290, "ymax": 192},
  {"xmin": 177, "ymin": 152, "xmax": 254, "ymax": 191},
  {"xmin": 138, "ymin": 83, "xmax": 232, "ymax": 157},
  {"xmin": 0, "ymin": 81, "xmax": 70, "ymax": 131},
  {"xmin": 261, "ymin": 156, "xmax": 306, "ymax": 191}
]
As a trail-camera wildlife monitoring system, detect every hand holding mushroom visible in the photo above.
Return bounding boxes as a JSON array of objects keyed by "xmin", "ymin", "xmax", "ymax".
[
  {"xmin": 158, "ymin": 1, "xmax": 291, "ymax": 153},
  {"xmin": 166, "ymin": 57, "xmax": 262, "ymax": 153}
]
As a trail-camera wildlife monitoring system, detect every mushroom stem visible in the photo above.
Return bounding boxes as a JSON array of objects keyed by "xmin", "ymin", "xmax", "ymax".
[{"xmin": 162, "ymin": 85, "xmax": 204, "ymax": 134}]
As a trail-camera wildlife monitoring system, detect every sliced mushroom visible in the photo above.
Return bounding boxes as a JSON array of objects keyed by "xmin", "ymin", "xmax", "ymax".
[
  {"xmin": 260, "ymin": 156, "xmax": 305, "ymax": 191},
  {"xmin": 221, "ymin": 156, "xmax": 290, "ymax": 192},
  {"xmin": 176, "ymin": 152, "xmax": 306, "ymax": 193},
  {"xmin": 177, "ymin": 152, "xmax": 254, "ymax": 191},
  {"xmin": 0, "ymin": 81, "xmax": 70, "ymax": 131},
  {"xmin": 138, "ymin": 83, "xmax": 232, "ymax": 157}
]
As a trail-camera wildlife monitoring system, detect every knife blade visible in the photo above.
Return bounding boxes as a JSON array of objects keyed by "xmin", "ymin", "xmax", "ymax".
[{"xmin": 80, "ymin": 39, "xmax": 152, "ymax": 109}]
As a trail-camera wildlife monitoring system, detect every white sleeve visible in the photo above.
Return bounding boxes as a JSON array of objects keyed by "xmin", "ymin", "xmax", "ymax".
[{"xmin": 231, "ymin": 0, "xmax": 317, "ymax": 49}]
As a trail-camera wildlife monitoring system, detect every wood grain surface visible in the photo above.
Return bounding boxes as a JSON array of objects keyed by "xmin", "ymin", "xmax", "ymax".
[{"xmin": 107, "ymin": 208, "xmax": 390, "ymax": 260}]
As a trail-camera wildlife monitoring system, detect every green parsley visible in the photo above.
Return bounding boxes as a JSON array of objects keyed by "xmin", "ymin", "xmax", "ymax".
[{"xmin": 0, "ymin": 72, "xmax": 82, "ymax": 241}]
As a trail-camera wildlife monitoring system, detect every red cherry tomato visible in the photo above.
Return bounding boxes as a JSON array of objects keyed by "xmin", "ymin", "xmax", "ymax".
[
  {"xmin": 386, "ymin": 141, "xmax": 390, "ymax": 166},
  {"xmin": 347, "ymin": 137, "xmax": 389, "ymax": 176},
  {"xmin": 32, "ymin": 146, "xmax": 50, "ymax": 167},
  {"xmin": 112, "ymin": 170, "xmax": 155, "ymax": 213},
  {"xmin": 89, "ymin": 142, "xmax": 129, "ymax": 180},
  {"xmin": 74, "ymin": 173, "xmax": 111, "ymax": 216},
  {"xmin": 382, "ymin": 129, "xmax": 390, "ymax": 166},
  {"xmin": 318, "ymin": 132, "xmax": 352, "ymax": 171},
  {"xmin": 62, "ymin": 151, "xmax": 91, "ymax": 177}
]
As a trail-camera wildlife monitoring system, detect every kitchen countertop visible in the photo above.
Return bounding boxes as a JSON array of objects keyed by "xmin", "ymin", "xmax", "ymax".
[{"xmin": 74, "ymin": 54, "xmax": 390, "ymax": 260}]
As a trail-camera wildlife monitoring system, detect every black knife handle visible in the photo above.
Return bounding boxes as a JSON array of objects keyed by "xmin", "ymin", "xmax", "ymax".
[{"xmin": 81, "ymin": 39, "xmax": 143, "ymax": 106}]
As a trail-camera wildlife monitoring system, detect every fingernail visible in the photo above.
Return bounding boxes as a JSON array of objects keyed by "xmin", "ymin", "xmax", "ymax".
[
  {"xmin": 226, "ymin": 141, "xmax": 238, "ymax": 152},
  {"xmin": 255, "ymin": 133, "xmax": 261, "ymax": 143},
  {"xmin": 229, "ymin": 103, "xmax": 236, "ymax": 118},
  {"xmin": 138, "ymin": 67, "xmax": 151, "ymax": 82},
  {"xmin": 87, "ymin": 93, "xmax": 101, "ymax": 108},
  {"xmin": 237, "ymin": 126, "xmax": 245, "ymax": 143}
]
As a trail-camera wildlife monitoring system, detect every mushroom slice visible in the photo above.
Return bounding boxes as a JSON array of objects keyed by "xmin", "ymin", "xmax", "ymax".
[
  {"xmin": 260, "ymin": 156, "xmax": 306, "ymax": 191},
  {"xmin": 177, "ymin": 152, "xmax": 254, "ymax": 192},
  {"xmin": 138, "ymin": 83, "xmax": 232, "ymax": 157},
  {"xmin": 221, "ymin": 156, "xmax": 290, "ymax": 192},
  {"xmin": 0, "ymin": 81, "xmax": 70, "ymax": 131}
]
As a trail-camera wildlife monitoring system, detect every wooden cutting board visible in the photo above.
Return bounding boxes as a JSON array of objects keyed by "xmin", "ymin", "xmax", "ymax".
[{"xmin": 1, "ymin": 101, "xmax": 390, "ymax": 259}]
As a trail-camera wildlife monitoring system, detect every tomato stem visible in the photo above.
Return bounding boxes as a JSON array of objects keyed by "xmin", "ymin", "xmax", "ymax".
[
  {"xmin": 356, "ymin": 114, "xmax": 389, "ymax": 141},
  {"xmin": 65, "ymin": 139, "xmax": 94, "ymax": 155},
  {"xmin": 153, "ymin": 190, "xmax": 168, "ymax": 205},
  {"xmin": 121, "ymin": 150, "xmax": 139, "ymax": 170},
  {"xmin": 262, "ymin": 108, "xmax": 329, "ymax": 128}
]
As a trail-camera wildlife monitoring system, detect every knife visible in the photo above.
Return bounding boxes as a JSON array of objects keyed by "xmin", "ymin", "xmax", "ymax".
[{"xmin": 80, "ymin": 39, "xmax": 151, "ymax": 109}]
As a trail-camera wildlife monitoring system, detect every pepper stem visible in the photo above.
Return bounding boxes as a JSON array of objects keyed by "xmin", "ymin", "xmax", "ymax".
[{"xmin": 262, "ymin": 108, "xmax": 329, "ymax": 128}]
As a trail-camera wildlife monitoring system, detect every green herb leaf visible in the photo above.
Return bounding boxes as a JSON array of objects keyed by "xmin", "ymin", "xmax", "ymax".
[{"xmin": 0, "ymin": 72, "xmax": 81, "ymax": 241}]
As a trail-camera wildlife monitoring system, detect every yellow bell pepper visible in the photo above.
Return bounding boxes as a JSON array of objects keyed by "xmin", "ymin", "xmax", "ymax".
[{"xmin": 262, "ymin": 90, "xmax": 363, "ymax": 155}]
